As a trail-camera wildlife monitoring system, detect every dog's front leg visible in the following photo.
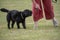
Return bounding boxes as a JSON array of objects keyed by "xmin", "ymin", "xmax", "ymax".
[
  {"xmin": 22, "ymin": 21, "xmax": 26, "ymax": 29},
  {"xmin": 16, "ymin": 22, "xmax": 20, "ymax": 29}
]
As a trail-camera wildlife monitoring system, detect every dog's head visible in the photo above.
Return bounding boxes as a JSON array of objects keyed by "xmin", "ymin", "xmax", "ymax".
[
  {"xmin": 23, "ymin": 9, "xmax": 32, "ymax": 17},
  {"xmin": 17, "ymin": 9, "xmax": 32, "ymax": 19}
]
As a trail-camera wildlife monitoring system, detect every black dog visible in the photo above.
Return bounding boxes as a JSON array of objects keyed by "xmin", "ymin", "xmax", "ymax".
[{"xmin": 0, "ymin": 8, "xmax": 32, "ymax": 29}]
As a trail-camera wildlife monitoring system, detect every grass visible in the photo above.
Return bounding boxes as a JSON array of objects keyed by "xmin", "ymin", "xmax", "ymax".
[{"xmin": 0, "ymin": 0, "xmax": 60, "ymax": 40}]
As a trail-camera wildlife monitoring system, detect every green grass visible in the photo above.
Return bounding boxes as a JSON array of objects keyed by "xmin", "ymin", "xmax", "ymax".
[{"xmin": 0, "ymin": 0, "xmax": 60, "ymax": 40}]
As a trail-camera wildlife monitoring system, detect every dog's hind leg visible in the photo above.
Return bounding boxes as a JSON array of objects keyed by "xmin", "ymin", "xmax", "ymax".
[
  {"xmin": 16, "ymin": 22, "xmax": 20, "ymax": 29},
  {"xmin": 7, "ymin": 16, "xmax": 11, "ymax": 29},
  {"xmin": 11, "ymin": 21, "xmax": 15, "ymax": 28},
  {"xmin": 7, "ymin": 21, "xmax": 10, "ymax": 29},
  {"xmin": 22, "ymin": 21, "xmax": 26, "ymax": 29}
]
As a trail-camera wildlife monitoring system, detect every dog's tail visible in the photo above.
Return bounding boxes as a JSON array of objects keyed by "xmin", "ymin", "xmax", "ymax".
[{"xmin": 0, "ymin": 8, "xmax": 9, "ymax": 13}]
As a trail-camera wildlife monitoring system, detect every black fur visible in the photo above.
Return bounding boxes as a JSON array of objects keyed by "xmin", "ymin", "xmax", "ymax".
[{"xmin": 0, "ymin": 8, "xmax": 32, "ymax": 29}]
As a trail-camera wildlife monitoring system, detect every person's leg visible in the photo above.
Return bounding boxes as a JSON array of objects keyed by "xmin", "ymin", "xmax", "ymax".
[
  {"xmin": 34, "ymin": 21, "xmax": 38, "ymax": 29},
  {"xmin": 32, "ymin": 0, "xmax": 43, "ymax": 29},
  {"xmin": 32, "ymin": 0, "xmax": 43, "ymax": 21},
  {"xmin": 52, "ymin": 17, "xmax": 58, "ymax": 27},
  {"xmin": 43, "ymin": 0, "xmax": 58, "ymax": 27}
]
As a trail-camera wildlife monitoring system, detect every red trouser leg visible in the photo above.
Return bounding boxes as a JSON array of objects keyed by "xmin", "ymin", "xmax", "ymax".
[
  {"xmin": 42, "ymin": 0, "xmax": 54, "ymax": 20},
  {"xmin": 32, "ymin": 0, "xmax": 43, "ymax": 22}
]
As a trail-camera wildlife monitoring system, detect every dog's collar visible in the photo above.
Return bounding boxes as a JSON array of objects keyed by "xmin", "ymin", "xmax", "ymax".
[{"xmin": 21, "ymin": 13, "xmax": 24, "ymax": 19}]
